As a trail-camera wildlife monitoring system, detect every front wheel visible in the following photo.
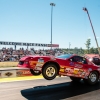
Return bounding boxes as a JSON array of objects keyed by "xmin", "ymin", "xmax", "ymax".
[
  {"xmin": 30, "ymin": 69, "xmax": 41, "ymax": 76},
  {"xmin": 42, "ymin": 64, "xmax": 58, "ymax": 80},
  {"xmin": 83, "ymin": 71, "xmax": 99, "ymax": 85}
]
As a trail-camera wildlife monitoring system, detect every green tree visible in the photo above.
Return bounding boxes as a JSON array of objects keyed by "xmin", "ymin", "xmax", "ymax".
[
  {"xmin": 90, "ymin": 47, "xmax": 95, "ymax": 54},
  {"xmin": 73, "ymin": 47, "xmax": 78, "ymax": 54},
  {"xmin": 85, "ymin": 39, "xmax": 91, "ymax": 53},
  {"xmin": 79, "ymin": 47, "xmax": 84, "ymax": 55},
  {"xmin": 94, "ymin": 48, "xmax": 98, "ymax": 54}
]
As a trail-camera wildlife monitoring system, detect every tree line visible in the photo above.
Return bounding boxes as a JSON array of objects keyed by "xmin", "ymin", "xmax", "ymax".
[{"xmin": 62, "ymin": 39, "xmax": 99, "ymax": 56}]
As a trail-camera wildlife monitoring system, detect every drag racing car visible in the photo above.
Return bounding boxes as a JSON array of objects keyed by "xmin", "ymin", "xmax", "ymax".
[{"xmin": 18, "ymin": 54, "xmax": 100, "ymax": 85}]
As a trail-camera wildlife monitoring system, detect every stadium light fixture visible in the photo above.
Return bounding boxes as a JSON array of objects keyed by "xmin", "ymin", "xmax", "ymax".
[{"xmin": 83, "ymin": 7, "xmax": 100, "ymax": 56}]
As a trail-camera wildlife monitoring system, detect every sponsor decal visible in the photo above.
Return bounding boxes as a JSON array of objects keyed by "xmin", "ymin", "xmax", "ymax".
[
  {"xmin": 73, "ymin": 68, "xmax": 79, "ymax": 74},
  {"xmin": 88, "ymin": 68, "xmax": 92, "ymax": 71},
  {"xmin": 78, "ymin": 69, "xmax": 84, "ymax": 75},
  {"xmin": 65, "ymin": 68, "xmax": 73, "ymax": 74},
  {"xmin": 65, "ymin": 68, "xmax": 71, "ymax": 72},
  {"xmin": 59, "ymin": 72, "xmax": 70, "ymax": 76},
  {"xmin": 36, "ymin": 58, "xmax": 44, "ymax": 67},
  {"xmin": 38, "ymin": 58, "xmax": 44, "ymax": 63},
  {"xmin": 17, "ymin": 71, "xmax": 23, "ymax": 76},
  {"xmin": 69, "ymin": 62, "xmax": 74, "ymax": 66},
  {"xmin": 36, "ymin": 62, "xmax": 44, "ymax": 67},
  {"xmin": 34, "ymin": 67, "xmax": 42, "ymax": 71},
  {"xmin": 29, "ymin": 61, "xmax": 37, "ymax": 66},
  {"xmin": 5, "ymin": 72, "xmax": 13, "ymax": 77},
  {"xmin": 75, "ymin": 64, "xmax": 83, "ymax": 68},
  {"xmin": 17, "ymin": 70, "xmax": 32, "ymax": 76},
  {"xmin": 60, "ymin": 68, "xmax": 65, "ymax": 72}
]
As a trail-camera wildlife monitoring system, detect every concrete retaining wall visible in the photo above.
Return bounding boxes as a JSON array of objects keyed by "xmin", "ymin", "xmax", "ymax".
[{"xmin": 0, "ymin": 67, "xmax": 33, "ymax": 78}]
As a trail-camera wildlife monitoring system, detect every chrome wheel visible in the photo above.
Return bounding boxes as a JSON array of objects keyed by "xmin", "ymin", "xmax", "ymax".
[
  {"xmin": 84, "ymin": 71, "xmax": 99, "ymax": 85},
  {"xmin": 42, "ymin": 64, "xmax": 58, "ymax": 80},
  {"xmin": 89, "ymin": 73, "xmax": 97, "ymax": 82},
  {"xmin": 46, "ymin": 67, "xmax": 56, "ymax": 77}
]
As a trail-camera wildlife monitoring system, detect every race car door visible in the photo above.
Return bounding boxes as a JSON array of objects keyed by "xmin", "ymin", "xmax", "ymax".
[{"xmin": 67, "ymin": 56, "xmax": 88, "ymax": 77}]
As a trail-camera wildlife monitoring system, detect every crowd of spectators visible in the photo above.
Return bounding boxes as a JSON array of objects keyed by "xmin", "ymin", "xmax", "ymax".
[{"xmin": 0, "ymin": 47, "xmax": 65, "ymax": 62}]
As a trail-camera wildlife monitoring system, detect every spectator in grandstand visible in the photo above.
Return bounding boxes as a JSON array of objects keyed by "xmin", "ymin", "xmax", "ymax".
[{"xmin": 0, "ymin": 47, "xmax": 64, "ymax": 62}]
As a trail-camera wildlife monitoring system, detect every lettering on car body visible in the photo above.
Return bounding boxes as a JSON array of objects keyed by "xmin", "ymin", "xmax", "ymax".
[{"xmin": 75, "ymin": 64, "xmax": 83, "ymax": 68}]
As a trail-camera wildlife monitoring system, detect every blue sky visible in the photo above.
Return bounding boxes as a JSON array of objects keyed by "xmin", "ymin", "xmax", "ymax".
[{"xmin": 0, "ymin": 0, "xmax": 100, "ymax": 49}]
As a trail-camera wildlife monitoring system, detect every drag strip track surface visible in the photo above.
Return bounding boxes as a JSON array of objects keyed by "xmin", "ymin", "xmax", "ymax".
[{"xmin": 0, "ymin": 77, "xmax": 100, "ymax": 100}]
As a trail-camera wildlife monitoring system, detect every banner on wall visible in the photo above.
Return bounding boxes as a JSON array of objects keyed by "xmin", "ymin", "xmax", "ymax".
[
  {"xmin": 0, "ymin": 41, "xmax": 59, "ymax": 47},
  {"xmin": 1, "ymin": 70, "xmax": 16, "ymax": 78},
  {"xmin": 16, "ymin": 69, "xmax": 32, "ymax": 77}
]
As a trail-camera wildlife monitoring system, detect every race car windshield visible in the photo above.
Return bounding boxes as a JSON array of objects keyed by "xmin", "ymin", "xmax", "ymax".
[{"xmin": 56, "ymin": 54, "xmax": 72, "ymax": 59}]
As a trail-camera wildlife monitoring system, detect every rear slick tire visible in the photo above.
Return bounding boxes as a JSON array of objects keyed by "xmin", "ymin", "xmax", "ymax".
[{"xmin": 30, "ymin": 69, "xmax": 41, "ymax": 76}]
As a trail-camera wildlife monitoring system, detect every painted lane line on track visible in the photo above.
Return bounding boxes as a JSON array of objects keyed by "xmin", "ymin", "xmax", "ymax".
[
  {"xmin": 0, "ymin": 76, "xmax": 66, "ymax": 83},
  {"xmin": 0, "ymin": 76, "xmax": 43, "ymax": 82}
]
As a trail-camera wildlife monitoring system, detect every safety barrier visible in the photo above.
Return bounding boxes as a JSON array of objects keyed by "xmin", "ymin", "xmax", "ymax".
[{"xmin": 0, "ymin": 67, "xmax": 33, "ymax": 78}]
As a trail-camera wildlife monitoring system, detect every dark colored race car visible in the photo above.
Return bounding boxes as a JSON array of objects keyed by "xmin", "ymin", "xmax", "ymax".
[{"xmin": 18, "ymin": 54, "xmax": 100, "ymax": 85}]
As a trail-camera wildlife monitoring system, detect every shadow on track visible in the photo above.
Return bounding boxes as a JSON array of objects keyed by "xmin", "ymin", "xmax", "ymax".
[{"xmin": 21, "ymin": 80, "xmax": 100, "ymax": 100}]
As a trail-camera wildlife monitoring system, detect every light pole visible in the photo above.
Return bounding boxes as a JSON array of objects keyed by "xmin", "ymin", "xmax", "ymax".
[
  {"xmin": 69, "ymin": 42, "xmax": 71, "ymax": 53},
  {"xmin": 83, "ymin": 7, "xmax": 100, "ymax": 56},
  {"xmin": 50, "ymin": 3, "xmax": 55, "ymax": 50}
]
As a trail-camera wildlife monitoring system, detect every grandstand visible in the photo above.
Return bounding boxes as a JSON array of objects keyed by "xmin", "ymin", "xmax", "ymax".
[{"xmin": 0, "ymin": 41, "xmax": 62, "ymax": 62}]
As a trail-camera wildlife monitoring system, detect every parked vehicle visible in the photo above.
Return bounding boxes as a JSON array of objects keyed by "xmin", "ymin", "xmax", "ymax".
[{"xmin": 84, "ymin": 54, "xmax": 100, "ymax": 65}]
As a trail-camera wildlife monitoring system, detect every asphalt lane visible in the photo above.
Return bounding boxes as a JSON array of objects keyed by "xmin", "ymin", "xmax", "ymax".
[{"xmin": 0, "ymin": 77, "xmax": 100, "ymax": 100}]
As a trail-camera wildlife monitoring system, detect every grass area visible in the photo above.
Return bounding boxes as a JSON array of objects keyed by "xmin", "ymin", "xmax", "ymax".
[{"xmin": 0, "ymin": 62, "xmax": 18, "ymax": 68}]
